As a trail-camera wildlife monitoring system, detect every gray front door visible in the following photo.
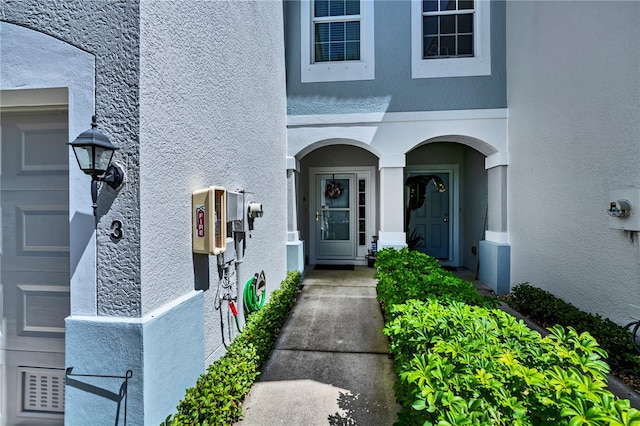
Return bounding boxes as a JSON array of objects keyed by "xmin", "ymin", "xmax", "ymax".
[
  {"xmin": 316, "ymin": 173, "xmax": 356, "ymax": 260},
  {"xmin": 409, "ymin": 172, "xmax": 450, "ymax": 260}
]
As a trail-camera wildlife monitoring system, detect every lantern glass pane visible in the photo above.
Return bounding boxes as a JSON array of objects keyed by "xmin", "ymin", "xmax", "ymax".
[
  {"xmin": 94, "ymin": 146, "xmax": 114, "ymax": 173},
  {"xmin": 72, "ymin": 145, "xmax": 93, "ymax": 171}
]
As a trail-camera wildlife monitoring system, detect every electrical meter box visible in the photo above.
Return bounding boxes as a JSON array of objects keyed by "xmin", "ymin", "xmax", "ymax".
[
  {"xmin": 608, "ymin": 188, "xmax": 640, "ymax": 231},
  {"xmin": 192, "ymin": 186, "xmax": 227, "ymax": 254}
]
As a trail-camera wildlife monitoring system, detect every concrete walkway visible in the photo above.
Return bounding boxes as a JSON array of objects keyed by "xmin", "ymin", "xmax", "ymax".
[{"xmin": 235, "ymin": 266, "xmax": 400, "ymax": 426}]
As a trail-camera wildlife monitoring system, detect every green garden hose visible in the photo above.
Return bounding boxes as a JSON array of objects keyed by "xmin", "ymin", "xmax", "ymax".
[{"xmin": 244, "ymin": 271, "xmax": 266, "ymax": 320}]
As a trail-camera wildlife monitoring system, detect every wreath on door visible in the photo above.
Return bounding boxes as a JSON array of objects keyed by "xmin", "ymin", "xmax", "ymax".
[{"xmin": 324, "ymin": 176, "xmax": 344, "ymax": 199}]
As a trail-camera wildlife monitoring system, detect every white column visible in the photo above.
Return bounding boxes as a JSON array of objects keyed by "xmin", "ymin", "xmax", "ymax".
[
  {"xmin": 378, "ymin": 154, "xmax": 407, "ymax": 249},
  {"xmin": 485, "ymin": 164, "xmax": 509, "ymax": 243},
  {"xmin": 286, "ymin": 156, "xmax": 304, "ymax": 272},
  {"xmin": 479, "ymin": 163, "xmax": 510, "ymax": 294},
  {"xmin": 287, "ymin": 168, "xmax": 299, "ymax": 241}
]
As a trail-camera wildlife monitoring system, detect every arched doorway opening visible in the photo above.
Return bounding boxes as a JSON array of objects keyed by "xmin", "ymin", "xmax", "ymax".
[
  {"xmin": 405, "ymin": 142, "xmax": 487, "ymax": 271},
  {"xmin": 298, "ymin": 144, "xmax": 379, "ymax": 265}
]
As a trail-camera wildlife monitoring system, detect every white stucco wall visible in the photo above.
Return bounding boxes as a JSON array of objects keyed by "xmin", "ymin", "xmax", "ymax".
[
  {"xmin": 507, "ymin": 1, "xmax": 640, "ymax": 325},
  {"xmin": 139, "ymin": 0, "xmax": 288, "ymax": 355}
]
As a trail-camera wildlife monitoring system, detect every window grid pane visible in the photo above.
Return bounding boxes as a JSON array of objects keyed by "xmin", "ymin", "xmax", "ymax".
[
  {"xmin": 313, "ymin": 0, "xmax": 361, "ymax": 63},
  {"xmin": 314, "ymin": 17, "xmax": 360, "ymax": 63},
  {"xmin": 315, "ymin": 0, "xmax": 329, "ymax": 17},
  {"xmin": 315, "ymin": 0, "xmax": 360, "ymax": 17},
  {"xmin": 422, "ymin": 7, "xmax": 474, "ymax": 59}
]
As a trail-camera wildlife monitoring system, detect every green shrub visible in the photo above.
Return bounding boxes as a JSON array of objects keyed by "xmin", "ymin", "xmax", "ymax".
[
  {"xmin": 375, "ymin": 248, "xmax": 495, "ymax": 312},
  {"xmin": 508, "ymin": 283, "xmax": 640, "ymax": 379},
  {"xmin": 375, "ymin": 248, "xmax": 639, "ymax": 425},
  {"xmin": 162, "ymin": 271, "xmax": 301, "ymax": 425},
  {"xmin": 385, "ymin": 299, "xmax": 640, "ymax": 426}
]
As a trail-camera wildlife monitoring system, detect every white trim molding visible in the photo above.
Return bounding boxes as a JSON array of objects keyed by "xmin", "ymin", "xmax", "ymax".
[
  {"xmin": 288, "ymin": 109, "xmax": 508, "ymax": 162},
  {"xmin": 485, "ymin": 230, "xmax": 509, "ymax": 244},
  {"xmin": 287, "ymin": 108, "xmax": 508, "ymax": 127},
  {"xmin": 485, "ymin": 151, "xmax": 509, "ymax": 169},
  {"xmin": 378, "ymin": 231, "xmax": 407, "ymax": 249},
  {"xmin": 300, "ymin": 0, "xmax": 375, "ymax": 82},
  {"xmin": 411, "ymin": 0, "xmax": 491, "ymax": 79}
]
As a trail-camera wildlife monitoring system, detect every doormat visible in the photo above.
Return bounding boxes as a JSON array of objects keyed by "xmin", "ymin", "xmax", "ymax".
[{"xmin": 314, "ymin": 264, "xmax": 355, "ymax": 271}]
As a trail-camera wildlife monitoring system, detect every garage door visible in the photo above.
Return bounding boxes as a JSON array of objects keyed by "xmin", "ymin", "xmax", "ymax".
[{"xmin": 1, "ymin": 109, "xmax": 69, "ymax": 425}]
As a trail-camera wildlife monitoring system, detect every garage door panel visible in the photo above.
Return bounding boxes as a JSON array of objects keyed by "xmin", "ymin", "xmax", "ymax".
[
  {"xmin": 1, "ymin": 271, "xmax": 68, "ymax": 352},
  {"xmin": 16, "ymin": 205, "xmax": 69, "ymax": 255},
  {"xmin": 1, "ymin": 113, "xmax": 68, "ymax": 190},
  {"xmin": 1, "ymin": 110, "xmax": 68, "ymax": 425},
  {"xmin": 2, "ymin": 196, "xmax": 69, "ymax": 272}
]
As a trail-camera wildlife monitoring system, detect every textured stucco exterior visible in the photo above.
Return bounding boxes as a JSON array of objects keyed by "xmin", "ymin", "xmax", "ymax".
[
  {"xmin": 507, "ymin": 1, "xmax": 640, "ymax": 325},
  {"xmin": 0, "ymin": 22, "xmax": 97, "ymax": 316},
  {"xmin": 139, "ymin": 0, "xmax": 288, "ymax": 320},
  {"xmin": 285, "ymin": 0, "xmax": 507, "ymax": 115},
  {"xmin": 2, "ymin": 0, "xmax": 143, "ymax": 317},
  {"xmin": 2, "ymin": 0, "xmax": 287, "ymax": 423},
  {"xmin": 65, "ymin": 291, "xmax": 204, "ymax": 425}
]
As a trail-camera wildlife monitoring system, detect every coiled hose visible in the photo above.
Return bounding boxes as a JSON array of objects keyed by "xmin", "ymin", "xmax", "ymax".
[{"xmin": 244, "ymin": 271, "xmax": 266, "ymax": 320}]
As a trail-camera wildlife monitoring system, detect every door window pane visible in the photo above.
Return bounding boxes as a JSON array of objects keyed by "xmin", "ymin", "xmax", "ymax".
[
  {"xmin": 321, "ymin": 211, "xmax": 350, "ymax": 240},
  {"xmin": 323, "ymin": 178, "xmax": 349, "ymax": 208}
]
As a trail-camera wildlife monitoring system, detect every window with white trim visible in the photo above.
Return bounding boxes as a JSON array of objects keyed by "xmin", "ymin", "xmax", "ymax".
[
  {"xmin": 301, "ymin": 0, "xmax": 375, "ymax": 83},
  {"xmin": 411, "ymin": 0, "xmax": 491, "ymax": 79}
]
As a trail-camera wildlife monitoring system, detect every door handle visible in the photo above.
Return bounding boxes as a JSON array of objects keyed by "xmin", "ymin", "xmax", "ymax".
[
  {"xmin": 316, "ymin": 211, "xmax": 320, "ymax": 222},
  {"xmin": 443, "ymin": 212, "xmax": 449, "ymax": 223}
]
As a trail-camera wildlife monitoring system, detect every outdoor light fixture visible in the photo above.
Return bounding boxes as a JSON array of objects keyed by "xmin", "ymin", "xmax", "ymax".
[{"xmin": 69, "ymin": 116, "xmax": 124, "ymax": 215}]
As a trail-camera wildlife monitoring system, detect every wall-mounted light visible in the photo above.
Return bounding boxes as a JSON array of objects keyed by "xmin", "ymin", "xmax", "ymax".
[{"xmin": 69, "ymin": 116, "xmax": 124, "ymax": 215}]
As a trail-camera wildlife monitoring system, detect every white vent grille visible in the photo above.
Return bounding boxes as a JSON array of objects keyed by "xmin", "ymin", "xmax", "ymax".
[{"xmin": 22, "ymin": 368, "xmax": 65, "ymax": 413}]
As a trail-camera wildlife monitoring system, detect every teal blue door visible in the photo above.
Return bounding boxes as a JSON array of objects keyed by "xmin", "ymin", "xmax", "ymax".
[{"xmin": 408, "ymin": 173, "xmax": 450, "ymax": 260}]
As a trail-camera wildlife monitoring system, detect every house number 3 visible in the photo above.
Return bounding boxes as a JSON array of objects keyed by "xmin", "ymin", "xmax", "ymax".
[{"xmin": 110, "ymin": 220, "xmax": 124, "ymax": 240}]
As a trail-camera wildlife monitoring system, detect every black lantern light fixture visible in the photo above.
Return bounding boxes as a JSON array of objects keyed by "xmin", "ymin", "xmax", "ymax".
[{"xmin": 69, "ymin": 116, "xmax": 124, "ymax": 215}]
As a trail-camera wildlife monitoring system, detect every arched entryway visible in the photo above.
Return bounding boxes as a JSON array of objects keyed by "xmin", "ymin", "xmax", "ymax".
[
  {"xmin": 286, "ymin": 110, "xmax": 510, "ymax": 294},
  {"xmin": 405, "ymin": 142, "xmax": 487, "ymax": 270},
  {"xmin": 298, "ymin": 144, "xmax": 379, "ymax": 266}
]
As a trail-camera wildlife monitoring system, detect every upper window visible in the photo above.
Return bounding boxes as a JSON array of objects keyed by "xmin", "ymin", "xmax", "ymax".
[
  {"xmin": 412, "ymin": 0, "xmax": 491, "ymax": 79},
  {"xmin": 301, "ymin": 0, "xmax": 375, "ymax": 83}
]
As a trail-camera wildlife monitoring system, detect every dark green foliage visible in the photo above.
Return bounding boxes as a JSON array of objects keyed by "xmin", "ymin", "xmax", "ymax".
[
  {"xmin": 162, "ymin": 271, "xmax": 301, "ymax": 426},
  {"xmin": 375, "ymin": 248, "xmax": 496, "ymax": 312},
  {"xmin": 508, "ymin": 283, "xmax": 640, "ymax": 381},
  {"xmin": 385, "ymin": 299, "xmax": 640, "ymax": 426},
  {"xmin": 375, "ymin": 249, "xmax": 640, "ymax": 425}
]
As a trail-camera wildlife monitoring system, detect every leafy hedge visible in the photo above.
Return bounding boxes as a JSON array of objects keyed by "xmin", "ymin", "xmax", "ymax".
[
  {"xmin": 507, "ymin": 283, "xmax": 640, "ymax": 381},
  {"xmin": 375, "ymin": 248, "xmax": 496, "ymax": 310},
  {"xmin": 386, "ymin": 299, "xmax": 640, "ymax": 425},
  {"xmin": 375, "ymin": 248, "xmax": 640, "ymax": 426},
  {"xmin": 162, "ymin": 271, "xmax": 301, "ymax": 425}
]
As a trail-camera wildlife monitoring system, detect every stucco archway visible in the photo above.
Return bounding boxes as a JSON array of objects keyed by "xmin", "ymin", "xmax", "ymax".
[{"xmin": 1, "ymin": 21, "xmax": 96, "ymax": 424}]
